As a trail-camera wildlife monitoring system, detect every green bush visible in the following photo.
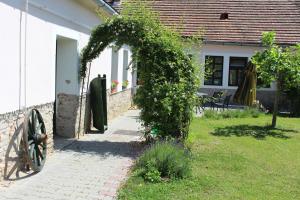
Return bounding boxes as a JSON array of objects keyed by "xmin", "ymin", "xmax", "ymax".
[
  {"xmin": 203, "ymin": 108, "xmax": 262, "ymax": 120},
  {"xmin": 135, "ymin": 141, "xmax": 191, "ymax": 182}
]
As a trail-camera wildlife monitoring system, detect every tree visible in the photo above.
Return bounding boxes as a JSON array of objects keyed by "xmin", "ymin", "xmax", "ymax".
[{"xmin": 252, "ymin": 32, "xmax": 300, "ymax": 127}]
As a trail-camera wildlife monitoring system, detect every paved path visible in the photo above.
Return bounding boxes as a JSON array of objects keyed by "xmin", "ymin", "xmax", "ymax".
[{"xmin": 0, "ymin": 110, "xmax": 142, "ymax": 200}]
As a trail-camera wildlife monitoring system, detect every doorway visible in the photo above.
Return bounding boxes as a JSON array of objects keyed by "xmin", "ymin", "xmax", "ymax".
[{"xmin": 54, "ymin": 36, "xmax": 79, "ymax": 138}]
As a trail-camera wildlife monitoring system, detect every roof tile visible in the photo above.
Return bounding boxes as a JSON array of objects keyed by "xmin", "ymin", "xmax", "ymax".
[{"xmin": 111, "ymin": 0, "xmax": 300, "ymax": 45}]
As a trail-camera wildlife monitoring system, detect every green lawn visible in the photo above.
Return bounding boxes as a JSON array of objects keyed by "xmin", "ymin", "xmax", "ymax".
[{"xmin": 118, "ymin": 115, "xmax": 300, "ymax": 200}]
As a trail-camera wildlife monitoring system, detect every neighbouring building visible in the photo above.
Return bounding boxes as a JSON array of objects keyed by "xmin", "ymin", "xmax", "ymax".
[
  {"xmin": 110, "ymin": 0, "xmax": 300, "ymax": 107},
  {"xmin": 0, "ymin": 0, "xmax": 135, "ymax": 182}
]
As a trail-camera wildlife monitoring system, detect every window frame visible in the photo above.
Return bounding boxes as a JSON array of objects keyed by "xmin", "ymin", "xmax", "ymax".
[{"xmin": 204, "ymin": 55, "xmax": 224, "ymax": 86}]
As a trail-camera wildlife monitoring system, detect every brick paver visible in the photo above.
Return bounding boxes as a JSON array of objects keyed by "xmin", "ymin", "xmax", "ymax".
[{"xmin": 0, "ymin": 110, "xmax": 142, "ymax": 200}]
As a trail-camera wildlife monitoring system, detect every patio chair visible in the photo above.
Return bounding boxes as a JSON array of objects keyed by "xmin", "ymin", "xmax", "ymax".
[
  {"xmin": 196, "ymin": 93, "xmax": 209, "ymax": 113},
  {"xmin": 209, "ymin": 91, "xmax": 224, "ymax": 107},
  {"xmin": 212, "ymin": 94, "xmax": 232, "ymax": 110}
]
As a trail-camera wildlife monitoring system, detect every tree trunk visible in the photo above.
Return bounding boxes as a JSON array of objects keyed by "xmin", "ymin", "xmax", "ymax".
[{"xmin": 272, "ymin": 81, "xmax": 281, "ymax": 128}]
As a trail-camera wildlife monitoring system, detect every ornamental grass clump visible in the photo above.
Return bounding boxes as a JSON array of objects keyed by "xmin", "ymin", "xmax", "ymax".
[
  {"xmin": 203, "ymin": 108, "xmax": 262, "ymax": 119},
  {"xmin": 134, "ymin": 141, "xmax": 191, "ymax": 182}
]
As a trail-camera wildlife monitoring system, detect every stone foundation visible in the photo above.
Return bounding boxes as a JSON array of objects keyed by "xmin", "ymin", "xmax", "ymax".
[
  {"xmin": 56, "ymin": 93, "xmax": 79, "ymax": 138},
  {"xmin": 0, "ymin": 103, "xmax": 54, "ymax": 182}
]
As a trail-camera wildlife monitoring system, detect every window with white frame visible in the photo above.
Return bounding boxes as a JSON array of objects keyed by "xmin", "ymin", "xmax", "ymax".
[
  {"xmin": 111, "ymin": 47, "xmax": 119, "ymax": 90},
  {"xmin": 228, "ymin": 57, "xmax": 248, "ymax": 86},
  {"xmin": 204, "ymin": 56, "xmax": 223, "ymax": 86}
]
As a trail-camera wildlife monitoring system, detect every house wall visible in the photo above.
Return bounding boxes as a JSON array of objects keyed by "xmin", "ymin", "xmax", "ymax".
[
  {"xmin": 199, "ymin": 44, "xmax": 277, "ymax": 106},
  {"xmin": 0, "ymin": 0, "xmax": 133, "ymax": 182}
]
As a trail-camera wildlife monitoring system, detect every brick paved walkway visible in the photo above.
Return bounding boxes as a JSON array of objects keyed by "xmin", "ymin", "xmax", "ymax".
[{"xmin": 0, "ymin": 110, "xmax": 142, "ymax": 200}]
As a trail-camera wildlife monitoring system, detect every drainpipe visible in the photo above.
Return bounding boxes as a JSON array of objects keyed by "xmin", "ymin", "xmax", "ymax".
[
  {"xmin": 24, "ymin": 0, "xmax": 29, "ymax": 110},
  {"xmin": 19, "ymin": 10, "xmax": 22, "ymax": 112}
]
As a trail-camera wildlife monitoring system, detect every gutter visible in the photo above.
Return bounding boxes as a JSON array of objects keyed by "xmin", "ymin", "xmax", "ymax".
[
  {"xmin": 93, "ymin": 0, "xmax": 119, "ymax": 15},
  {"xmin": 182, "ymin": 36, "xmax": 295, "ymax": 48},
  {"xmin": 202, "ymin": 40, "xmax": 293, "ymax": 48}
]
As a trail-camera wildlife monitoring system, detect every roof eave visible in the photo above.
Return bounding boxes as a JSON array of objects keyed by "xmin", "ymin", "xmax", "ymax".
[
  {"xmin": 93, "ymin": 0, "xmax": 119, "ymax": 15},
  {"xmin": 202, "ymin": 40, "xmax": 295, "ymax": 48}
]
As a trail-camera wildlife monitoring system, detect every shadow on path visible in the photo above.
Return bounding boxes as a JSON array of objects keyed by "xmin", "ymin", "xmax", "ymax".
[
  {"xmin": 61, "ymin": 140, "xmax": 143, "ymax": 159},
  {"xmin": 211, "ymin": 125, "xmax": 297, "ymax": 139}
]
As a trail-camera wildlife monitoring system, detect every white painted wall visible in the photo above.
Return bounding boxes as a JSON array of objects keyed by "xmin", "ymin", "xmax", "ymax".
[
  {"xmin": 0, "ymin": 0, "xmax": 131, "ymax": 114},
  {"xmin": 200, "ymin": 44, "xmax": 276, "ymax": 91}
]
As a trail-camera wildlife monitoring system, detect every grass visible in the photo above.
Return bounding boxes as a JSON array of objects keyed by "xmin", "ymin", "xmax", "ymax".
[{"xmin": 118, "ymin": 115, "xmax": 300, "ymax": 200}]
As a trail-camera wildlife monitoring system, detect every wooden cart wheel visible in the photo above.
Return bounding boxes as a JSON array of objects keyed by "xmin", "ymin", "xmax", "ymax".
[{"xmin": 23, "ymin": 109, "xmax": 47, "ymax": 172}]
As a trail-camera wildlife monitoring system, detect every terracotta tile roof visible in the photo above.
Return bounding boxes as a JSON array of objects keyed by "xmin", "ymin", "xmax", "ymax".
[{"xmin": 109, "ymin": 0, "xmax": 300, "ymax": 45}]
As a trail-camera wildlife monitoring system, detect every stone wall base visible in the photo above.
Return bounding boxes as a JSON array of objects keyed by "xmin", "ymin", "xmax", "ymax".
[{"xmin": 107, "ymin": 89, "xmax": 132, "ymax": 121}]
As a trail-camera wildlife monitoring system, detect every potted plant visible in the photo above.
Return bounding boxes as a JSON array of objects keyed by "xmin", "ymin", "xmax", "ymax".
[
  {"xmin": 111, "ymin": 80, "xmax": 119, "ymax": 93},
  {"xmin": 122, "ymin": 80, "xmax": 129, "ymax": 90}
]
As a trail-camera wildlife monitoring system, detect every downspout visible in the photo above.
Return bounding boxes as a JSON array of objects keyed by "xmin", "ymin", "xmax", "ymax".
[
  {"xmin": 24, "ymin": 0, "xmax": 29, "ymax": 110},
  {"xmin": 19, "ymin": 10, "xmax": 22, "ymax": 112}
]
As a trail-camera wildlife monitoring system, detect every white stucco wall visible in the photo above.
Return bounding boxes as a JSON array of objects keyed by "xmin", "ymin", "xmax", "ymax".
[
  {"xmin": 0, "ymin": 0, "xmax": 132, "ymax": 114},
  {"xmin": 200, "ymin": 44, "xmax": 276, "ymax": 91}
]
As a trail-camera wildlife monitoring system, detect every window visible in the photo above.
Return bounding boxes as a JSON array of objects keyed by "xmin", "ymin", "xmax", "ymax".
[
  {"xmin": 228, "ymin": 57, "xmax": 248, "ymax": 86},
  {"xmin": 204, "ymin": 56, "xmax": 223, "ymax": 86},
  {"xmin": 111, "ymin": 47, "xmax": 119, "ymax": 86}
]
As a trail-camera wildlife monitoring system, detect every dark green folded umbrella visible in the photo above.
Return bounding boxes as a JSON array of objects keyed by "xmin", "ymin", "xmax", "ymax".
[{"xmin": 90, "ymin": 75, "xmax": 107, "ymax": 132}]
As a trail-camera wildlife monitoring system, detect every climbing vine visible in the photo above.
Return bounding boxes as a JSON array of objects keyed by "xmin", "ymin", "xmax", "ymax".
[{"xmin": 81, "ymin": 2, "xmax": 200, "ymax": 139}]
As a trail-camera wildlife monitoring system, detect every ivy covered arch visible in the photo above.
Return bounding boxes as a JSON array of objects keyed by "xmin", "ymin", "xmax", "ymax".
[{"xmin": 81, "ymin": 16, "xmax": 198, "ymax": 139}]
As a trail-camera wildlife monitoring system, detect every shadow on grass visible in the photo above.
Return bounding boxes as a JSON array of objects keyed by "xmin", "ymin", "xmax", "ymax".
[{"xmin": 211, "ymin": 125, "xmax": 297, "ymax": 139}]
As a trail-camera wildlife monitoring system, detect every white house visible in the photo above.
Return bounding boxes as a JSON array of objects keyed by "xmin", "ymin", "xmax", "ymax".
[
  {"xmin": 0, "ymin": 0, "xmax": 134, "ymax": 181},
  {"xmin": 111, "ymin": 0, "xmax": 300, "ymax": 107}
]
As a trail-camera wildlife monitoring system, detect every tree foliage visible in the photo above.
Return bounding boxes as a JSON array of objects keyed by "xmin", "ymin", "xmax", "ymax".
[
  {"xmin": 252, "ymin": 32, "xmax": 300, "ymax": 127},
  {"xmin": 252, "ymin": 32, "xmax": 300, "ymax": 90},
  {"xmin": 81, "ymin": 1, "xmax": 200, "ymax": 139}
]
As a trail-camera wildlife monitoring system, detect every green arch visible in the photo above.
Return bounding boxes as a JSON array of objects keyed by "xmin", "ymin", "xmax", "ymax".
[{"xmin": 81, "ymin": 16, "xmax": 197, "ymax": 139}]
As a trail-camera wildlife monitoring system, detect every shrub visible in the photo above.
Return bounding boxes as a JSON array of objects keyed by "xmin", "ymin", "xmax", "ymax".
[
  {"xmin": 203, "ymin": 108, "xmax": 262, "ymax": 120},
  {"xmin": 135, "ymin": 141, "xmax": 191, "ymax": 182}
]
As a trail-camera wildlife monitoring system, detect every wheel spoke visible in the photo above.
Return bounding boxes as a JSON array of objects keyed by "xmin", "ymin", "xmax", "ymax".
[
  {"xmin": 31, "ymin": 111, "xmax": 36, "ymax": 135},
  {"xmin": 28, "ymin": 140, "xmax": 34, "ymax": 145},
  {"xmin": 35, "ymin": 146, "xmax": 41, "ymax": 166},
  {"xmin": 33, "ymin": 111, "xmax": 40, "ymax": 133},
  {"xmin": 37, "ymin": 147, "xmax": 44, "ymax": 160},
  {"xmin": 29, "ymin": 144, "xmax": 35, "ymax": 157},
  {"xmin": 28, "ymin": 119, "xmax": 34, "ymax": 137},
  {"xmin": 36, "ymin": 123, "xmax": 42, "ymax": 134},
  {"xmin": 32, "ymin": 147, "xmax": 37, "ymax": 164},
  {"xmin": 39, "ymin": 143, "xmax": 46, "ymax": 149}
]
